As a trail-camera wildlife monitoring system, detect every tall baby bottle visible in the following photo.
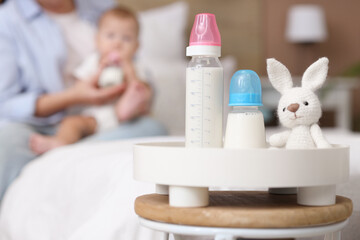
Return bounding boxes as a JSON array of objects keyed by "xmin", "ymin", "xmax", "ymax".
[
  {"xmin": 169, "ymin": 13, "xmax": 223, "ymax": 207},
  {"xmin": 186, "ymin": 13, "xmax": 223, "ymax": 148},
  {"xmin": 224, "ymin": 70, "xmax": 266, "ymax": 149}
]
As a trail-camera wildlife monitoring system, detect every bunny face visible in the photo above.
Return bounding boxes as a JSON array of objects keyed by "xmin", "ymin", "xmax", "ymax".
[
  {"xmin": 277, "ymin": 87, "xmax": 321, "ymax": 128},
  {"xmin": 267, "ymin": 57, "xmax": 329, "ymax": 129}
]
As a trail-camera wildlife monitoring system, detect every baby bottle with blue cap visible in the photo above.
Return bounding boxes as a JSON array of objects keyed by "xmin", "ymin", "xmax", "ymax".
[{"xmin": 224, "ymin": 70, "xmax": 266, "ymax": 149}]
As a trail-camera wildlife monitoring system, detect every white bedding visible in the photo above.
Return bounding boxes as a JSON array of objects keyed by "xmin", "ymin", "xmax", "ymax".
[
  {"xmin": 0, "ymin": 130, "xmax": 359, "ymax": 240},
  {"xmin": 0, "ymin": 136, "xmax": 182, "ymax": 240}
]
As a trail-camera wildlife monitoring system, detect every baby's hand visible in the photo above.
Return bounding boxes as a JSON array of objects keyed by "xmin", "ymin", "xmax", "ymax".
[{"xmin": 70, "ymin": 73, "xmax": 126, "ymax": 105}]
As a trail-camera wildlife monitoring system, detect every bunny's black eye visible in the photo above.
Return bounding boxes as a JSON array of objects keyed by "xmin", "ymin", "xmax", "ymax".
[
  {"xmin": 283, "ymin": 107, "xmax": 286, "ymax": 112},
  {"xmin": 304, "ymin": 101, "xmax": 309, "ymax": 106}
]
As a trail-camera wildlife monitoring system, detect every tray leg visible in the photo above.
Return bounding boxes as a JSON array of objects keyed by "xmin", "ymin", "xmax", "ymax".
[
  {"xmin": 169, "ymin": 186, "xmax": 209, "ymax": 207},
  {"xmin": 298, "ymin": 185, "xmax": 336, "ymax": 206},
  {"xmin": 214, "ymin": 234, "xmax": 234, "ymax": 240},
  {"xmin": 324, "ymin": 231, "xmax": 341, "ymax": 240},
  {"xmin": 161, "ymin": 232, "xmax": 169, "ymax": 240},
  {"xmin": 269, "ymin": 188, "xmax": 297, "ymax": 195},
  {"xmin": 173, "ymin": 234, "xmax": 185, "ymax": 240},
  {"xmin": 156, "ymin": 184, "xmax": 169, "ymax": 195}
]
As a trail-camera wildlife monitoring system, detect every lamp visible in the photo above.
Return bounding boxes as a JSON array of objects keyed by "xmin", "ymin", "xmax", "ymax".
[
  {"xmin": 286, "ymin": 5, "xmax": 327, "ymax": 44},
  {"xmin": 285, "ymin": 4, "xmax": 327, "ymax": 74}
]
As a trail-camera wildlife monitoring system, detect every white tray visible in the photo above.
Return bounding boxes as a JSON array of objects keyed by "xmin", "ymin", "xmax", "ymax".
[{"xmin": 133, "ymin": 142, "xmax": 349, "ymax": 207}]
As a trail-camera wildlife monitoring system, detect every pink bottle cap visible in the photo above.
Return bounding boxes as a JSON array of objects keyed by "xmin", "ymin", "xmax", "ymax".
[
  {"xmin": 186, "ymin": 13, "xmax": 221, "ymax": 57},
  {"xmin": 107, "ymin": 51, "xmax": 121, "ymax": 66},
  {"xmin": 189, "ymin": 13, "xmax": 221, "ymax": 46}
]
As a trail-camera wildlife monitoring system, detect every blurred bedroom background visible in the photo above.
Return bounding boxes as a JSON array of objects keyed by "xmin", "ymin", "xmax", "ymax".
[
  {"xmin": 115, "ymin": 0, "xmax": 360, "ymax": 134},
  {"xmin": 1, "ymin": 0, "xmax": 359, "ymax": 133}
]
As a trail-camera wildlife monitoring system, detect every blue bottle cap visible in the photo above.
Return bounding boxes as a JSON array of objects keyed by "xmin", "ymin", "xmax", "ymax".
[{"xmin": 228, "ymin": 70, "xmax": 263, "ymax": 106}]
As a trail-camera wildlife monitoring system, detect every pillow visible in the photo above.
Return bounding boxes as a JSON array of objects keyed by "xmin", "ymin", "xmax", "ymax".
[
  {"xmin": 147, "ymin": 59, "xmax": 187, "ymax": 135},
  {"xmin": 137, "ymin": 1, "xmax": 189, "ymax": 61}
]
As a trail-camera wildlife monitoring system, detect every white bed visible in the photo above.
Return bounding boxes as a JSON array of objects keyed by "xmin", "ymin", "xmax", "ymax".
[
  {"xmin": 0, "ymin": 129, "xmax": 359, "ymax": 240},
  {"xmin": 0, "ymin": 136, "xmax": 179, "ymax": 240}
]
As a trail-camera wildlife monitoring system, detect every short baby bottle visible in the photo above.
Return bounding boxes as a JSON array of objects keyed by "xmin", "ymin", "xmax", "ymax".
[
  {"xmin": 224, "ymin": 70, "xmax": 266, "ymax": 149},
  {"xmin": 98, "ymin": 52, "xmax": 124, "ymax": 88}
]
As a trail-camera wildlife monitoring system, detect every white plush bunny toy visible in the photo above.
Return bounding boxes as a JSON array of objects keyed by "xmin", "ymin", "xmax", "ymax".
[{"xmin": 267, "ymin": 57, "xmax": 332, "ymax": 149}]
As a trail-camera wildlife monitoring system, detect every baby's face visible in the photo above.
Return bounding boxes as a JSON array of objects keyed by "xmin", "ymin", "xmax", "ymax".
[{"xmin": 96, "ymin": 14, "xmax": 138, "ymax": 61}]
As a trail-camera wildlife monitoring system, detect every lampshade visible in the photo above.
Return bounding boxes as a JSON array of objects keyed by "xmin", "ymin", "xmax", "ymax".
[{"xmin": 286, "ymin": 5, "xmax": 327, "ymax": 43}]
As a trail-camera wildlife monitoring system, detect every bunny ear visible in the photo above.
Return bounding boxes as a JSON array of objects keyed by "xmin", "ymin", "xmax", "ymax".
[
  {"xmin": 302, "ymin": 57, "xmax": 329, "ymax": 92},
  {"xmin": 266, "ymin": 58, "xmax": 293, "ymax": 94}
]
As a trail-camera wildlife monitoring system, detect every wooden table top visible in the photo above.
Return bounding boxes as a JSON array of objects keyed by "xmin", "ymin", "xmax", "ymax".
[{"xmin": 135, "ymin": 191, "xmax": 353, "ymax": 228}]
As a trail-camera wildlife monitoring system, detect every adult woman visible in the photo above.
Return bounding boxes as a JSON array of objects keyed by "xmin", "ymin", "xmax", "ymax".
[{"xmin": 0, "ymin": 0, "xmax": 166, "ymax": 199}]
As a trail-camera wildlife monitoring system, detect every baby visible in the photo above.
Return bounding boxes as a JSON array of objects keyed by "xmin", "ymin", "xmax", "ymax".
[{"xmin": 30, "ymin": 7, "xmax": 151, "ymax": 154}]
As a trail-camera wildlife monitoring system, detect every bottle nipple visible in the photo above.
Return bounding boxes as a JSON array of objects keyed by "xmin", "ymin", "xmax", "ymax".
[
  {"xmin": 107, "ymin": 52, "xmax": 121, "ymax": 66},
  {"xmin": 229, "ymin": 70, "xmax": 263, "ymax": 106},
  {"xmin": 189, "ymin": 13, "xmax": 221, "ymax": 46},
  {"xmin": 186, "ymin": 13, "xmax": 222, "ymax": 57}
]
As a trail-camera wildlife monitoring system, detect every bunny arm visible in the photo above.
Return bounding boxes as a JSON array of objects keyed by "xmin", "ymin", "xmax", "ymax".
[
  {"xmin": 269, "ymin": 130, "xmax": 291, "ymax": 148},
  {"xmin": 310, "ymin": 123, "xmax": 332, "ymax": 148}
]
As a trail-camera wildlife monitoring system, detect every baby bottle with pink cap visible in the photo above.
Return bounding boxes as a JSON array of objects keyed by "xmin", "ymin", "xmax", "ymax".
[
  {"xmin": 169, "ymin": 13, "xmax": 223, "ymax": 208},
  {"xmin": 185, "ymin": 13, "xmax": 223, "ymax": 148},
  {"xmin": 98, "ymin": 52, "xmax": 124, "ymax": 88}
]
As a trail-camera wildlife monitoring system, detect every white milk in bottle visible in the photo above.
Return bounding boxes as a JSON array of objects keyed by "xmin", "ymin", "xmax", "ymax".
[
  {"xmin": 186, "ymin": 61, "xmax": 223, "ymax": 148},
  {"xmin": 225, "ymin": 107, "xmax": 266, "ymax": 148}
]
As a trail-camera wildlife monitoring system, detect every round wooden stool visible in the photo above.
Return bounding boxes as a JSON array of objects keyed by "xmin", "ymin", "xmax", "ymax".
[{"xmin": 135, "ymin": 191, "xmax": 353, "ymax": 240}]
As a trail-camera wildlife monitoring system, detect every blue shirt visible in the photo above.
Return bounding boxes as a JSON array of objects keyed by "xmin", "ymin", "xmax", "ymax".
[{"xmin": 0, "ymin": 0, "xmax": 114, "ymax": 128}]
